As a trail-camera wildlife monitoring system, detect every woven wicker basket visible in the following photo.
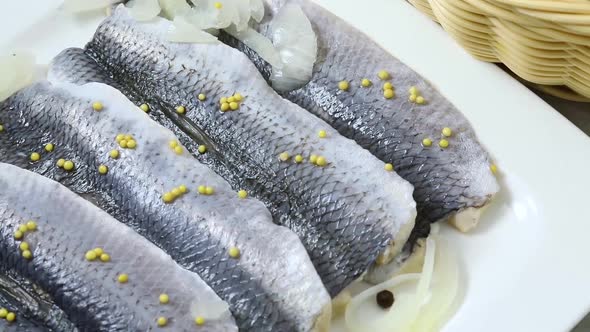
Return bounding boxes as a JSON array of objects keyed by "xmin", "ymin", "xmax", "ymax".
[{"xmin": 408, "ymin": 0, "xmax": 590, "ymax": 102}]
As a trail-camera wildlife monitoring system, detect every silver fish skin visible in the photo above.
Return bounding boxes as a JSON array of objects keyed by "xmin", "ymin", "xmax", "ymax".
[
  {"xmin": 0, "ymin": 272, "xmax": 77, "ymax": 331},
  {"xmin": 232, "ymin": 0, "xmax": 499, "ymax": 248},
  {"xmin": 82, "ymin": 6, "xmax": 417, "ymax": 297},
  {"xmin": 0, "ymin": 81, "xmax": 330, "ymax": 331},
  {"xmin": 0, "ymin": 163, "xmax": 236, "ymax": 331}
]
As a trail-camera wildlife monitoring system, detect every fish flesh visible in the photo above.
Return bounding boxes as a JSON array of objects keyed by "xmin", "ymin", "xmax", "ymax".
[
  {"xmin": 0, "ymin": 163, "xmax": 236, "ymax": 331},
  {"xmin": 0, "ymin": 81, "xmax": 330, "ymax": 331},
  {"xmin": 79, "ymin": 6, "xmax": 417, "ymax": 296},
  {"xmin": 224, "ymin": 0, "xmax": 500, "ymax": 249}
]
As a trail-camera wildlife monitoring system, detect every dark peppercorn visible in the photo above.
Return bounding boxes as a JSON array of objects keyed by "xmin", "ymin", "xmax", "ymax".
[{"xmin": 376, "ymin": 290, "xmax": 395, "ymax": 309}]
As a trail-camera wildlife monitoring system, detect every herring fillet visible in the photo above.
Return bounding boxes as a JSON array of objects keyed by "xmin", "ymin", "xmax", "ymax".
[
  {"xmin": 0, "ymin": 273, "xmax": 76, "ymax": 331},
  {"xmin": 0, "ymin": 82, "xmax": 330, "ymax": 331},
  {"xmin": 82, "ymin": 6, "xmax": 416, "ymax": 296},
  {"xmin": 0, "ymin": 163, "xmax": 235, "ymax": 331},
  {"xmin": 232, "ymin": 0, "xmax": 500, "ymax": 241}
]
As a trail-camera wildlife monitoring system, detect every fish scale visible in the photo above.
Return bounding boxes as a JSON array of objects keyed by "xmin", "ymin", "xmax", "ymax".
[
  {"xmin": 0, "ymin": 163, "xmax": 235, "ymax": 331},
  {"xmin": 0, "ymin": 81, "xmax": 329, "ymax": 331},
  {"xmin": 229, "ymin": 0, "xmax": 499, "ymax": 254},
  {"xmin": 79, "ymin": 7, "xmax": 416, "ymax": 296}
]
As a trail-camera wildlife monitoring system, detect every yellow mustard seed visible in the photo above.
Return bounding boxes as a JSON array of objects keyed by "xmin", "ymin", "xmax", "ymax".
[
  {"xmin": 383, "ymin": 89, "xmax": 395, "ymax": 99},
  {"xmin": 119, "ymin": 140, "xmax": 128, "ymax": 148},
  {"xmin": 0, "ymin": 124, "xmax": 4, "ymax": 132},
  {"xmin": 294, "ymin": 155, "xmax": 304, "ymax": 163},
  {"xmin": 0, "ymin": 308, "xmax": 7, "ymax": 318},
  {"xmin": 6, "ymin": 312, "xmax": 15, "ymax": 322},
  {"xmin": 100, "ymin": 253, "xmax": 110, "ymax": 262},
  {"xmin": 198, "ymin": 185, "xmax": 207, "ymax": 195},
  {"xmin": 157, "ymin": 316, "xmax": 168, "ymax": 327},
  {"xmin": 171, "ymin": 188, "xmax": 182, "ymax": 198},
  {"xmin": 198, "ymin": 93, "xmax": 206, "ymax": 101},
  {"xmin": 174, "ymin": 146, "xmax": 183, "ymax": 155},
  {"xmin": 490, "ymin": 164, "xmax": 498, "ymax": 174},
  {"xmin": 92, "ymin": 101, "xmax": 103, "ymax": 112},
  {"xmin": 442, "ymin": 127, "xmax": 452, "ymax": 137},
  {"xmin": 361, "ymin": 78, "xmax": 371, "ymax": 87},
  {"xmin": 227, "ymin": 96, "xmax": 235, "ymax": 103},
  {"xmin": 378, "ymin": 70, "xmax": 390, "ymax": 80},
  {"xmin": 179, "ymin": 185, "xmax": 188, "ymax": 194},
  {"xmin": 422, "ymin": 138, "xmax": 432, "ymax": 147},
  {"xmin": 338, "ymin": 80, "xmax": 350, "ymax": 91},
  {"xmin": 159, "ymin": 293, "xmax": 170, "ymax": 304},
  {"xmin": 198, "ymin": 145, "xmax": 207, "ymax": 154},
  {"xmin": 229, "ymin": 101, "xmax": 239, "ymax": 110},
  {"xmin": 98, "ymin": 165, "xmax": 108, "ymax": 175},
  {"xmin": 169, "ymin": 141, "xmax": 178, "ymax": 149},
  {"xmin": 19, "ymin": 242, "xmax": 29, "ymax": 251},
  {"xmin": 220, "ymin": 102, "xmax": 230, "ymax": 112},
  {"xmin": 22, "ymin": 250, "xmax": 32, "ymax": 260},
  {"xmin": 220, "ymin": 97, "xmax": 227, "ymax": 105},
  {"xmin": 93, "ymin": 248, "xmax": 104, "ymax": 256},
  {"xmin": 126, "ymin": 140, "xmax": 137, "ymax": 149},
  {"xmin": 234, "ymin": 93, "xmax": 243, "ymax": 101},
  {"xmin": 383, "ymin": 82, "xmax": 393, "ymax": 90},
  {"xmin": 18, "ymin": 225, "xmax": 27, "ymax": 233},
  {"xmin": 124, "ymin": 134, "xmax": 133, "ymax": 141},
  {"xmin": 116, "ymin": 134, "xmax": 125, "ymax": 142},
  {"xmin": 26, "ymin": 221, "xmax": 37, "ymax": 231},
  {"xmin": 309, "ymin": 155, "xmax": 318, "ymax": 164},
  {"xmin": 439, "ymin": 139, "xmax": 449, "ymax": 148},
  {"xmin": 384, "ymin": 163, "xmax": 394, "ymax": 171},
  {"xmin": 238, "ymin": 190, "xmax": 248, "ymax": 199},
  {"xmin": 214, "ymin": 2, "xmax": 222, "ymax": 9},
  {"xmin": 279, "ymin": 152, "xmax": 290, "ymax": 162},
  {"xmin": 85, "ymin": 250, "xmax": 97, "ymax": 261},
  {"xmin": 45, "ymin": 143, "xmax": 54, "ymax": 152},
  {"xmin": 318, "ymin": 130, "xmax": 327, "ymax": 138},
  {"xmin": 109, "ymin": 149, "xmax": 120, "ymax": 159},
  {"xmin": 140, "ymin": 104, "xmax": 149, "ymax": 112},
  {"xmin": 316, "ymin": 156, "xmax": 327, "ymax": 167},
  {"xmin": 205, "ymin": 186, "xmax": 214, "ymax": 195},
  {"xmin": 416, "ymin": 96, "xmax": 425, "ymax": 104},
  {"xmin": 30, "ymin": 152, "xmax": 40, "ymax": 162},
  {"xmin": 162, "ymin": 192, "xmax": 175, "ymax": 203},
  {"xmin": 228, "ymin": 247, "xmax": 240, "ymax": 258},
  {"xmin": 176, "ymin": 106, "xmax": 186, "ymax": 114},
  {"xmin": 409, "ymin": 94, "xmax": 417, "ymax": 102},
  {"xmin": 57, "ymin": 158, "xmax": 65, "ymax": 168},
  {"xmin": 409, "ymin": 86, "xmax": 418, "ymax": 95},
  {"xmin": 195, "ymin": 316, "xmax": 205, "ymax": 326},
  {"xmin": 14, "ymin": 231, "xmax": 23, "ymax": 240},
  {"xmin": 117, "ymin": 273, "xmax": 129, "ymax": 283}
]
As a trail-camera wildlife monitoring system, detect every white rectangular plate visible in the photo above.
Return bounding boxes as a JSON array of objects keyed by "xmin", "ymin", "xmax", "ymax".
[{"xmin": 2, "ymin": 1, "xmax": 590, "ymax": 331}]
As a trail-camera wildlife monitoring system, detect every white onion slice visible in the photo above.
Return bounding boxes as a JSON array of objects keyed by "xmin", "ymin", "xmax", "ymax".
[
  {"xmin": 62, "ymin": 0, "xmax": 120, "ymax": 13},
  {"xmin": 345, "ymin": 233, "xmax": 459, "ymax": 332},
  {"xmin": 126, "ymin": 0, "xmax": 161, "ymax": 21},
  {"xmin": 167, "ymin": 17, "xmax": 219, "ymax": 44},
  {"xmin": 158, "ymin": 0, "xmax": 192, "ymax": 19},
  {"xmin": 249, "ymin": 0, "xmax": 265, "ymax": 22},
  {"xmin": 0, "ymin": 51, "xmax": 36, "ymax": 101},
  {"xmin": 269, "ymin": 4, "xmax": 317, "ymax": 92},
  {"xmin": 225, "ymin": 26, "xmax": 283, "ymax": 69}
]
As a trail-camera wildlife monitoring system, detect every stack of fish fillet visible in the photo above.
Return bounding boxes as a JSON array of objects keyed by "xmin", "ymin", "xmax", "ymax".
[{"xmin": 0, "ymin": 1, "xmax": 498, "ymax": 331}]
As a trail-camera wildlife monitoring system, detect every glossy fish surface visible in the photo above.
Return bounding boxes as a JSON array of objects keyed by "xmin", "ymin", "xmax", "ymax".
[
  {"xmin": 0, "ymin": 81, "xmax": 329, "ymax": 331},
  {"xmin": 0, "ymin": 163, "xmax": 236, "ymax": 331},
  {"xmin": 230, "ymin": 0, "xmax": 500, "ymax": 249},
  {"xmin": 79, "ymin": 7, "xmax": 417, "ymax": 296}
]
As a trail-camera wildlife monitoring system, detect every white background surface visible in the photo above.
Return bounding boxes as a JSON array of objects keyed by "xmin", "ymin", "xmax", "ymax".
[{"xmin": 1, "ymin": 0, "xmax": 590, "ymax": 331}]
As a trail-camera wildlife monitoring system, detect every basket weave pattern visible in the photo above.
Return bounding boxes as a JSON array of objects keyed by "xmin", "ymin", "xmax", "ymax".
[{"xmin": 408, "ymin": 0, "xmax": 590, "ymax": 101}]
